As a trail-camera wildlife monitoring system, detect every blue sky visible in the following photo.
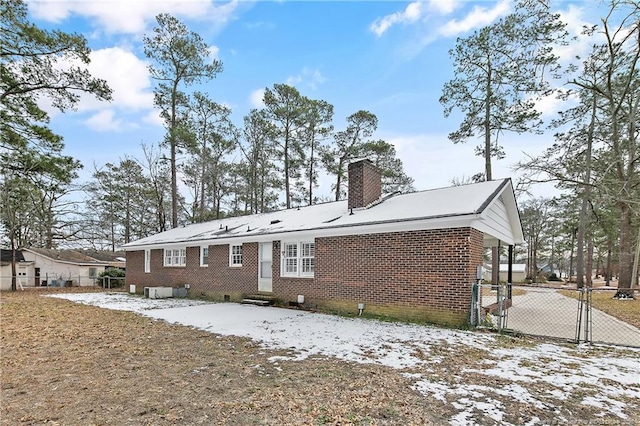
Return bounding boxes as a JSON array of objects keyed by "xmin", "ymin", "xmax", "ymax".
[{"xmin": 26, "ymin": 0, "xmax": 605, "ymax": 198}]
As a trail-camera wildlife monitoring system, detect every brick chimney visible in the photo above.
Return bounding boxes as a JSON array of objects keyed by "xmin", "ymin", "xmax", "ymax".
[{"xmin": 348, "ymin": 159, "xmax": 381, "ymax": 209}]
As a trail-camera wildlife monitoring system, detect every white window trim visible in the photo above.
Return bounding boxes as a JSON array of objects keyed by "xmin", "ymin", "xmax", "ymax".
[
  {"xmin": 229, "ymin": 244, "xmax": 243, "ymax": 267},
  {"xmin": 281, "ymin": 240, "xmax": 315, "ymax": 278},
  {"xmin": 163, "ymin": 248, "xmax": 186, "ymax": 267},
  {"xmin": 144, "ymin": 249, "xmax": 151, "ymax": 273},
  {"xmin": 200, "ymin": 246, "xmax": 209, "ymax": 267}
]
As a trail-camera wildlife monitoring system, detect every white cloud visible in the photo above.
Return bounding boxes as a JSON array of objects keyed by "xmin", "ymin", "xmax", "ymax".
[
  {"xmin": 552, "ymin": 5, "xmax": 599, "ymax": 66},
  {"xmin": 285, "ymin": 67, "xmax": 326, "ymax": 91},
  {"xmin": 83, "ymin": 47, "xmax": 153, "ymax": 112},
  {"xmin": 142, "ymin": 109, "xmax": 165, "ymax": 127},
  {"xmin": 35, "ymin": 46, "xmax": 153, "ymax": 123},
  {"xmin": 28, "ymin": 0, "xmax": 241, "ymax": 34},
  {"xmin": 249, "ymin": 88, "xmax": 265, "ymax": 108},
  {"xmin": 285, "ymin": 75, "xmax": 302, "ymax": 86},
  {"xmin": 439, "ymin": 0, "xmax": 511, "ymax": 37},
  {"xmin": 427, "ymin": 0, "xmax": 460, "ymax": 15},
  {"xmin": 532, "ymin": 89, "xmax": 578, "ymax": 118},
  {"xmin": 85, "ymin": 109, "xmax": 125, "ymax": 132},
  {"xmin": 208, "ymin": 45, "xmax": 220, "ymax": 60},
  {"xmin": 389, "ymin": 133, "xmax": 480, "ymax": 190},
  {"xmin": 370, "ymin": 0, "xmax": 461, "ymax": 37},
  {"xmin": 387, "ymin": 130, "xmax": 558, "ymax": 196},
  {"xmin": 370, "ymin": 2, "xmax": 424, "ymax": 37}
]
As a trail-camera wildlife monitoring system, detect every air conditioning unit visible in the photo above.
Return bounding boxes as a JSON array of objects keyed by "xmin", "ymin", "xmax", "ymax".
[{"xmin": 144, "ymin": 286, "xmax": 174, "ymax": 299}]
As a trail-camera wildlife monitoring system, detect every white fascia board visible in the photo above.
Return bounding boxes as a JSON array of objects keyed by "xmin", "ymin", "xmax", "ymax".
[{"xmin": 124, "ymin": 214, "xmax": 481, "ymax": 251}]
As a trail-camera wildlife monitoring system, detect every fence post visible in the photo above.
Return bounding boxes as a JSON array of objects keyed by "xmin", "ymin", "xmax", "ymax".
[
  {"xmin": 470, "ymin": 282, "xmax": 479, "ymax": 327},
  {"xmin": 575, "ymin": 287, "xmax": 593, "ymax": 344},
  {"xmin": 497, "ymin": 284, "xmax": 503, "ymax": 332},
  {"xmin": 584, "ymin": 287, "xmax": 592, "ymax": 343}
]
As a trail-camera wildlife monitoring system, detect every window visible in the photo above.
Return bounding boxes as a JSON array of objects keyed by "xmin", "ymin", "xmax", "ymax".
[
  {"xmin": 144, "ymin": 249, "xmax": 150, "ymax": 273},
  {"xmin": 89, "ymin": 267, "xmax": 97, "ymax": 278},
  {"xmin": 229, "ymin": 244, "xmax": 242, "ymax": 267},
  {"xmin": 283, "ymin": 242, "xmax": 297, "ymax": 274},
  {"xmin": 281, "ymin": 241, "xmax": 315, "ymax": 278},
  {"xmin": 163, "ymin": 248, "xmax": 186, "ymax": 267},
  {"xmin": 200, "ymin": 246, "xmax": 209, "ymax": 267},
  {"xmin": 300, "ymin": 242, "xmax": 315, "ymax": 276}
]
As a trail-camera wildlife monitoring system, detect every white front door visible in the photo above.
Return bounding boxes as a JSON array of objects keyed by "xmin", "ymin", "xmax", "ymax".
[{"xmin": 258, "ymin": 242, "xmax": 273, "ymax": 292}]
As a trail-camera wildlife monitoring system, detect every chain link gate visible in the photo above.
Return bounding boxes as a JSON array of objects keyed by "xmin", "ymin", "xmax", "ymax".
[{"xmin": 575, "ymin": 287, "xmax": 593, "ymax": 344}]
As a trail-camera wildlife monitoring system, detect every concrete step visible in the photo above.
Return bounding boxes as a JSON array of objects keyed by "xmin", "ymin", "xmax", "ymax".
[{"xmin": 241, "ymin": 298, "xmax": 273, "ymax": 306}]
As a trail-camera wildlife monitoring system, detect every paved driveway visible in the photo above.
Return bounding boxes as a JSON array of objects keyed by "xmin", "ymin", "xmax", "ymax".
[{"xmin": 503, "ymin": 287, "xmax": 640, "ymax": 347}]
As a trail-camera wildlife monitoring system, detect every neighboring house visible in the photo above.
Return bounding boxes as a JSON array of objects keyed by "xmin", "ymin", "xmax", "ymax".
[
  {"xmin": 0, "ymin": 249, "xmax": 33, "ymax": 291},
  {"xmin": 483, "ymin": 264, "xmax": 527, "ymax": 283},
  {"xmin": 2, "ymin": 248, "xmax": 126, "ymax": 288},
  {"xmin": 123, "ymin": 159, "xmax": 524, "ymax": 327},
  {"xmin": 538, "ymin": 263, "xmax": 562, "ymax": 278},
  {"xmin": 501, "ymin": 264, "xmax": 527, "ymax": 282}
]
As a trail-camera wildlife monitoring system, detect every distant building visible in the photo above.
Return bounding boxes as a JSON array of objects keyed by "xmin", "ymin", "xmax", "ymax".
[{"xmin": 0, "ymin": 248, "xmax": 125, "ymax": 290}]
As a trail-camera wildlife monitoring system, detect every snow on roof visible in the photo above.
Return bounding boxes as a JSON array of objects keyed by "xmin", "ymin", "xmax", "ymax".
[
  {"xmin": 122, "ymin": 179, "xmax": 510, "ymax": 249},
  {"xmin": 24, "ymin": 248, "xmax": 124, "ymax": 265}
]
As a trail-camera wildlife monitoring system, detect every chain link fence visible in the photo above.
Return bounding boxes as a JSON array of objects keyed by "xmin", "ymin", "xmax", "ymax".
[
  {"xmin": 1, "ymin": 275, "xmax": 125, "ymax": 290},
  {"xmin": 471, "ymin": 282, "xmax": 640, "ymax": 348}
]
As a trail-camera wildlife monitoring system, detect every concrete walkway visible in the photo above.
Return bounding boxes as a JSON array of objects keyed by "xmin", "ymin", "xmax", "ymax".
[{"xmin": 502, "ymin": 287, "xmax": 640, "ymax": 347}]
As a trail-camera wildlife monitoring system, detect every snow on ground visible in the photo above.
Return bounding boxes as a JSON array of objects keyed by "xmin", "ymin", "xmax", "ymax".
[{"xmin": 49, "ymin": 292, "xmax": 640, "ymax": 425}]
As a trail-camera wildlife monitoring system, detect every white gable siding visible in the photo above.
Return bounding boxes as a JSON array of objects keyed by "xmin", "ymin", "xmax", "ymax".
[{"xmin": 474, "ymin": 196, "xmax": 518, "ymax": 246}]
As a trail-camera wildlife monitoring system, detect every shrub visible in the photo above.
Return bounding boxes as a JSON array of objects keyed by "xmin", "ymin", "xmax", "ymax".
[
  {"xmin": 547, "ymin": 273, "xmax": 562, "ymax": 282},
  {"xmin": 97, "ymin": 268, "xmax": 126, "ymax": 288}
]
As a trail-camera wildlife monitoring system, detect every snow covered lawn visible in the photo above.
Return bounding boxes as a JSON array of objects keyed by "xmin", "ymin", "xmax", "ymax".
[{"xmin": 50, "ymin": 292, "xmax": 640, "ymax": 425}]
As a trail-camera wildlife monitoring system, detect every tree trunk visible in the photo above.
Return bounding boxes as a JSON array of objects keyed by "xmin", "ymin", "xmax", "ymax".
[
  {"xmin": 605, "ymin": 240, "xmax": 612, "ymax": 286},
  {"xmin": 631, "ymin": 224, "xmax": 640, "ymax": 290},
  {"xmin": 491, "ymin": 246, "xmax": 499, "ymax": 285},
  {"xmin": 569, "ymin": 228, "xmax": 576, "ymax": 282},
  {"xmin": 335, "ymin": 157, "xmax": 345, "ymax": 201},
  {"xmin": 586, "ymin": 237, "xmax": 594, "ymax": 288},
  {"xmin": 308, "ymin": 137, "xmax": 314, "ymax": 206},
  {"xmin": 284, "ymin": 129, "xmax": 291, "ymax": 209},
  {"xmin": 484, "ymin": 63, "xmax": 492, "ymax": 181},
  {"xmin": 170, "ymin": 81, "xmax": 179, "ymax": 229},
  {"xmin": 10, "ymin": 236, "xmax": 17, "ymax": 292},
  {"xmin": 618, "ymin": 203, "xmax": 633, "ymax": 290},
  {"xmin": 576, "ymin": 96, "xmax": 596, "ymax": 289}
]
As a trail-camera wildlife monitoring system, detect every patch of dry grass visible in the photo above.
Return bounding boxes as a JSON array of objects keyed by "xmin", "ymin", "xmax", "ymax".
[
  {"xmin": 0, "ymin": 289, "xmax": 441, "ymax": 425},
  {"xmin": 481, "ymin": 286, "xmax": 527, "ymax": 297},
  {"xmin": 559, "ymin": 289, "xmax": 640, "ymax": 329},
  {"xmin": 2, "ymin": 289, "xmax": 638, "ymax": 426}
]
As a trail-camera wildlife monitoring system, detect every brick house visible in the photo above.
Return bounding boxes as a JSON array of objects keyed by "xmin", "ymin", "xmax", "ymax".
[{"xmin": 122, "ymin": 159, "xmax": 523, "ymax": 326}]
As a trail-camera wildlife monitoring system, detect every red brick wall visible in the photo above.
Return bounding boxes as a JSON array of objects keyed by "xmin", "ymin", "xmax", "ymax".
[
  {"xmin": 126, "ymin": 243, "xmax": 258, "ymax": 300},
  {"xmin": 273, "ymin": 228, "xmax": 484, "ymax": 326},
  {"xmin": 126, "ymin": 227, "xmax": 484, "ymax": 326},
  {"xmin": 348, "ymin": 160, "xmax": 381, "ymax": 209}
]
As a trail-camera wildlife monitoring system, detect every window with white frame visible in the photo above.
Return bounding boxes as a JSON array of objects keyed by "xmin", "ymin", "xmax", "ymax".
[
  {"xmin": 229, "ymin": 244, "xmax": 242, "ymax": 267},
  {"xmin": 200, "ymin": 246, "xmax": 209, "ymax": 267},
  {"xmin": 144, "ymin": 249, "xmax": 150, "ymax": 273},
  {"xmin": 281, "ymin": 241, "xmax": 315, "ymax": 278},
  {"xmin": 163, "ymin": 248, "xmax": 186, "ymax": 267}
]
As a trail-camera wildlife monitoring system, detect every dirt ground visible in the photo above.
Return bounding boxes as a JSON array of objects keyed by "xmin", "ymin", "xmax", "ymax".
[
  {"xmin": 0, "ymin": 289, "xmax": 445, "ymax": 425},
  {"xmin": 1, "ymin": 289, "xmax": 639, "ymax": 425}
]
